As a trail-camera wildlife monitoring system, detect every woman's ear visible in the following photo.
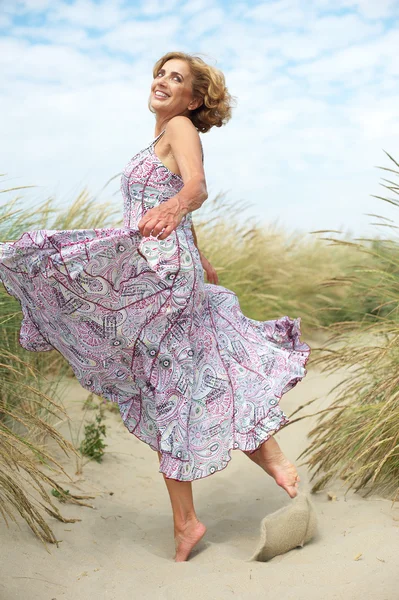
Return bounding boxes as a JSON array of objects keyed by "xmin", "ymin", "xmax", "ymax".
[{"xmin": 188, "ymin": 97, "xmax": 203, "ymax": 111}]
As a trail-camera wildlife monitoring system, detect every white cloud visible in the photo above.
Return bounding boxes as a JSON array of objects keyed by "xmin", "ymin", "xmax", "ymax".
[
  {"xmin": 180, "ymin": 0, "xmax": 216, "ymax": 16},
  {"xmin": 140, "ymin": 0, "xmax": 181, "ymax": 16},
  {"xmin": 246, "ymin": 0, "xmax": 311, "ymax": 27},
  {"xmin": 1, "ymin": 0, "xmax": 399, "ymax": 238},
  {"xmin": 5, "ymin": 0, "xmax": 53, "ymax": 13},
  {"xmin": 316, "ymin": 0, "xmax": 399, "ymax": 19},
  {"xmin": 291, "ymin": 28, "xmax": 399, "ymax": 84},
  {"xmin": 183, "ymin": 7, "xmax": 225, "ymax": 39},
  {"xmin": 98, "ymin": 16, "xmax": 181, "ymax": 57}
]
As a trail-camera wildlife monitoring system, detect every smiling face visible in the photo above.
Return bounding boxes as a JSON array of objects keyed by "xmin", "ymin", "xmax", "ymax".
[{"xmin": 149, "ymin": 58, "xmax": 202, "ymax": 120}]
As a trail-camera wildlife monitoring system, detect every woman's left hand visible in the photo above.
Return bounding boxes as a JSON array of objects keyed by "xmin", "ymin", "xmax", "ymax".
[
  {"xmin": 199, "ymin": 251, "xmax": 219, "ymax": 284},
  {"xmin": 138, "ymin": 197, "xmax": 186, "ymax": 240}
]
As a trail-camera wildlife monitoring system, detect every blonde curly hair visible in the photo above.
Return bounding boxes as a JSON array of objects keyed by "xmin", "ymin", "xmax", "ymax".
[{"xmin": 151, "ymin": 51, "xmax": 234, "ymax": 133}]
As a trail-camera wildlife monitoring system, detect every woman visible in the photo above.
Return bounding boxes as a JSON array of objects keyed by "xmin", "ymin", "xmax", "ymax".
[{"xmin": 0, "ymin": 52, "xmax": 311, "ymax": 562}]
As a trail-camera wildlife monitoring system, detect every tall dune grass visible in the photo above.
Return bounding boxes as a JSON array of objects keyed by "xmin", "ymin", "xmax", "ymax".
[
  {"xmin": 295, "ymin": 153, "xmax": 399, "ymax": 501},
  {"xmin": 195, "ymin": 194, "xmax": 385, "ymax": 335},
  {"xmin": 0, "ymin": 181, "xmax": 120, "ymax": 545}
]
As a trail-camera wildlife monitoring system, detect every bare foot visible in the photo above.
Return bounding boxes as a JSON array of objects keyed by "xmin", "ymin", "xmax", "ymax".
[
  {"xmin": 250, "ymin": 436, "xmax": 300, "ymax": 499},
  {"xmin": 174, "ymin": 519, "xmax": 207, "ymax": 562}
]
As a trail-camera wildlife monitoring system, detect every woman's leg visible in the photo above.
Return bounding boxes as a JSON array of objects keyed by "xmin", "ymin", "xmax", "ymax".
[
  {"xmin": 242, "ymin": 435, "xmax": 300, "ymax": 499},
  {"xmin": 157, "ymin": 452, "xmax": 207, "ymax": 562}
]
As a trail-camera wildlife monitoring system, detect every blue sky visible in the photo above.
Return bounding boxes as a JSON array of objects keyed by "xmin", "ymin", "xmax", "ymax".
[{"xmin": 1, "ymin": 0, "xmax": 399, "ymax": 238}]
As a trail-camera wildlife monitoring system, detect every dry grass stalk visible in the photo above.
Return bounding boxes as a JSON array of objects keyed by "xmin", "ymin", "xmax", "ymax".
[
  {"xmin": 0, "ymin": 179, "xmax": 119, "ymax": 546},
  {"xmin": 294, "ymin": 153, "xmax": 399, "ymax": 502}
]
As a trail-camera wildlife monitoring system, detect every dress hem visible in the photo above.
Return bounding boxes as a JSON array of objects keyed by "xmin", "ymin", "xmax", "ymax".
[{"xmin": 155, "ymin": 340, "xmax": 310, "ymax": 482}]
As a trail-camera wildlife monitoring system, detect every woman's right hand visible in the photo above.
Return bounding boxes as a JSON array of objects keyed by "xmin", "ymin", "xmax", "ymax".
[
  {"xmin": 138, "ymin": 196, "xmax": 186, "ymax": 240},
  {"xmin": 199, "ymin": 251, "xmax": 219, "ymax": 284}
]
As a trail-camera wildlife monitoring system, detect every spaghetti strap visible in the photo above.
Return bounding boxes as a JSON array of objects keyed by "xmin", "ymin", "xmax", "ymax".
[
  {"xmin": 151, "ymin": 129, "xmax": 166, "ymax": 146},
  {"xmin": 199, "ymin": 137, "xmax": 204, "ymax": 164}
]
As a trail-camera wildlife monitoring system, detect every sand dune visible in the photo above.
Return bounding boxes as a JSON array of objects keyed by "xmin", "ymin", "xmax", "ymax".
[{"xmin": 1, "ymin": 337, "xmax": 398, "ymax": 600}]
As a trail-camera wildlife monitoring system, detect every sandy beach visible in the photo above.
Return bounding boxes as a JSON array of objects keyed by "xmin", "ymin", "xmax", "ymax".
[{"xmin": 1, "ymin": 336, "xmax": 398, "ymax": 600}]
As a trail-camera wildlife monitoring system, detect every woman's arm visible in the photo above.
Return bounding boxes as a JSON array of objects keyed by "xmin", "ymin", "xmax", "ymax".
[
  {"xmin": 170, "ymin": 117, "xmax": 208, "ymax": 217},
  {"xmin": 138, "ymin": 116, "xmax": 207, "ymax": 239}
]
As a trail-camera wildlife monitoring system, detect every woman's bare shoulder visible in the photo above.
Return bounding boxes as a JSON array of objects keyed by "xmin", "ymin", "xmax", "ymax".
[{"xmin": 166, "ymin": 116, "xmax": 199, "ymax": 139}]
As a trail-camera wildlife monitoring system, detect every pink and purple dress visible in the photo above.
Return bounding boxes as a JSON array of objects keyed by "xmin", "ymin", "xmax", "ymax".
[{"xmin": 0, "ymin": 131, "xmax": 311, "ymax": 481}]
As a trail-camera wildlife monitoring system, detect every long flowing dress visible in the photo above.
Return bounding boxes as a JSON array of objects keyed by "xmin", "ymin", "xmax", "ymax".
[{"xmin": 0, "ymin": 130, "xmax": 311, "ymax": 481}]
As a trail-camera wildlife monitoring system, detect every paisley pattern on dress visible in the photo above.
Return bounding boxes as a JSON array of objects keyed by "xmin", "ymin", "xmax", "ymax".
[{"xmin": 0, "ymin": 131, "xmax": 311, "ymax": 481}]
